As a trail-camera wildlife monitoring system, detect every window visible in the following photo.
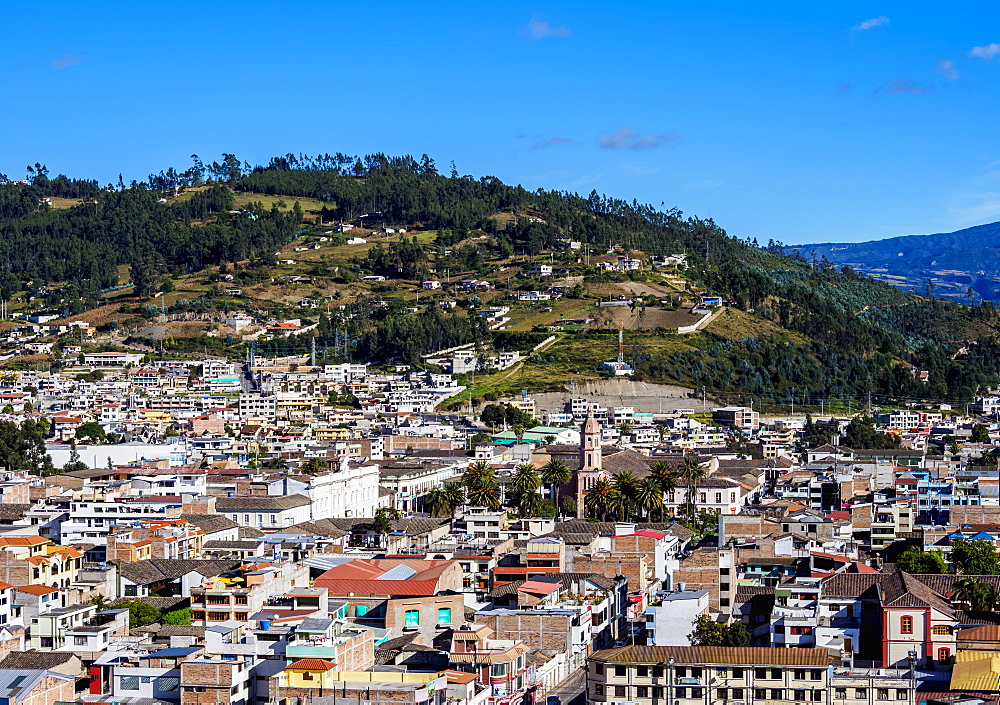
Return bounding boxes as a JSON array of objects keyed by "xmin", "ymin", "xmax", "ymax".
[
  {"xmin": 938, "ymin": 648, "xmax": 950, "ymax": 663},
  {"xmin": 677, "ymin": 667, "xmax": 687, "ymax": 678},
  {"xmin": 810, "ymin": 670, "xmax": 822, "ymax": 681},
  {"xmin": 615, "ymin": 686, "xmax": 626, "ymax": 697},
  {"xmin": 594, "ymin": 664, "xmax": 604, "ymax": 676},
  {"xmin": 699, "ymin": 493, "xmax": 707, "ymax": 504},
  {"xmin": 615, "ymin": 666, "xmax": 627, "ymax": 677},
  {"xmin": 771, "ymin": 669, "xmax": 782, "ymax": 681},
  {"xmin": 715, "ymin": 493, "xmax": 722, "ymax": 504},
  {"xmin": 692, "ymin": 668, "xmax": 703, "ymax": 678},
  {"xmin": 637, "ymin": 666, "xmax": 648, "ymax": 677},
  {"xmin": 835, "ymin": 689, "xmax": 847, "ymax": 699},
  {"xmin": 356, "ymin": 604, "xmax": 369, "ymax": 617},
  {"xmin": 897, "ymin": 690, "xmax": 908, "ymax": 700},
  {"xmin": 795, "ymin": 690, "xmax": 807, "ymax": 701},
  {"xmin": 404, "ymin": 610, "xmax": 419, "ymax": 627},
  {"xmin": 124, "ymin": 585, "xmax": 138, "ymax": 597},
  {"xmin": 755, "ymin": 689, "xmax": 767, "ymax": 700},
  {"xmin": 437, "ymin": 607, "xmax": 452, "ymax": 624},
  {"xmin": 719, "ymin": 689, "xmax": 728, "ymax": 700},
  {"xmin": 653, "ymin": 666, "xmax": 664, "ymax": 678},
  {"xmin": 932, "ymin": 625, "xmax": 950, "ymax": 635},
  {"xmin": 120, "ymin": 676, "xmax": 140, "ymax": 691},
  {"xmin": 692, "ymin": 688, "xmax": 703, "ymax": 699},
  {"xmin": 491, "ymin": 664, "xmax": 507, "ymax": 677},
  {"xmin": 812, "ymin": 691, "xmax": 823, "ymax": 701},
  {"xmin": 733, "ymin": 668, "xmax": 745, "ymax": 678},
  {"xmin": 794, "ymin": 670, "xmax": 806, "ymax": 680},
  {"xmin": 900, "ymin": 616, "xmax": 913, "ymax": 634},
  {"xmin": 733, "ymin": 688, "xmax": 744, "ymax": 699},
  {"xmin": 156, "ymin": 677, "xmax": 179, "ymax": 692},
  {"xmin": 755, "ymin": 668, "xmax": 767, "ymax": 679},
  {"xmin": 718, "ymin": 669, "xmax": 728, "ymax": 679},
  {"xmin": 637, "ymin": 686, "xmax": 648, "ymax": 698},
  {"xmin": 594, "ymin": 685, "xmax": 604, "ymax": 696},
  {"xmin": 877, "ymin": 689, "xmax": 889, "ymax": 700},
  {"xmin": 653, "ymin": 687, "xmax": 664, "ymax": 699},
  {"xmin": 74, "ymin": 636, "xmax": 88, "ymax": 646},
  {"xmin": 771, "ymin": 690, "xmax": 784, "ymax": 701},
  {"xmin": 676, "ymin": 688, "xmax": 687, "ymax": 699},
  {"xmin": 856, "ymin": 689, "xmax": 868, "ymax": 699}
]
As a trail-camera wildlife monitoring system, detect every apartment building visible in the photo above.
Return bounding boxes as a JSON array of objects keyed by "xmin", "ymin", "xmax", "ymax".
[{"xmin": 587, "ymin": 645, "xmax": 830, "ymax": 705}]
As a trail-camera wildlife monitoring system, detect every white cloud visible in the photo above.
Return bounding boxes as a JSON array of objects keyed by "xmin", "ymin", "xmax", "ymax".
[
  {"xmin": 533, "ymin": 136, "xmax": 574, "ymax": 149},
  {"xmin": 49, "ymin": 54, "xmax": 79, "ymax": 70},
  {"xmin": 521, "ymin": 18, "xmax": 572, "ymax": 40},
  {"xmin": 854, "ymin": 16, "xmax": 889, "ymax": 31},
  {"xmin": 935, "ymin": 59, "xmax": 959, "ymax": 80},
  {"xmin": 947, "ymin": 167, "xmax": 1000, "ymax": 224},
  {"xmin": 684, "ymin": 178, "xmax": 725, "ymax": 192},
  {"xmin": 948, "ymin": 192, "xmax": 1000, "ymax": 224},
  {"xmin": 970, "ymin": 43, "xmax": 1000, "ymax": 60},
  {"xmin": 598, "ymin": 126, "xmax": 679, "ymax": 150},
  {"xmin": 876, "ymin": 76, "xmax": 929, "ymax": 95}
]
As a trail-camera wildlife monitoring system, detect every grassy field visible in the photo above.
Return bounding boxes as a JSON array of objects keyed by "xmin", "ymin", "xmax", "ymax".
[
  {"xmin": 231, "ymin": 191, "xmax": 330, "ymax": 213},
  {"xmin": 47, "ymin": 197, "xmax": 83, "ymax": 209},
  {"xmin": 441, "ymin": 329, "xmax": 706, "ymax": 408},
  {"xmin": 704, "ymin": 307, "xmax": 810, "ymax": 344}
]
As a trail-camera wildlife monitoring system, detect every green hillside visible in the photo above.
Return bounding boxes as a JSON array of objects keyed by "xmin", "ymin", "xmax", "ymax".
[{"xmin": 2, "ymin": 153, "xmax": 1000, "ymax": 408}]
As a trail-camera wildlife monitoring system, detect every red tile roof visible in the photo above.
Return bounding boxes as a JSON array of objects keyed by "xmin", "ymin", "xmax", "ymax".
[{"xmin": 287, "ymin": 658, "xmax": 337, "ymax": 671}]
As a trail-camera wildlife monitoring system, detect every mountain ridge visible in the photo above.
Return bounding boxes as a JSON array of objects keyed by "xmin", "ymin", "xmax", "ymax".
[{"xmin": 785, "ymin": 221, "xmax": 1000, "ymax": 302}]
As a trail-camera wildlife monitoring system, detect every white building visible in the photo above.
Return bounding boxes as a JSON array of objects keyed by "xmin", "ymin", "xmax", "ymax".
[{"xmin": 644, "ymin": 589, "xmax": 709, "ymax": 645}]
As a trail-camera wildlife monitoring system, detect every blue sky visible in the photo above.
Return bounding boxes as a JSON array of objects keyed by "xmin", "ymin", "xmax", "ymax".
[{"xmin": 3, "ymin": 1, "xmax": 1000, "ymax": 245}]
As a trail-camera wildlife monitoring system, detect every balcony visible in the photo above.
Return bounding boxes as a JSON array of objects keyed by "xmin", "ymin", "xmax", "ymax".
[{"xmin": 830, "ymin": 668, "xmax": 911, "ymax": 687}]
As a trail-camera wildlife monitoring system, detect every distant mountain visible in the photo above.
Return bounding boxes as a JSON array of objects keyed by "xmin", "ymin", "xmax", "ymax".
[{"xmin": 786, "ymin": 221, "xmax": 1000, "ymax": 303}]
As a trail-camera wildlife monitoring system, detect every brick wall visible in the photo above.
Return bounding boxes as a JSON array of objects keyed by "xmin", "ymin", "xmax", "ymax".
[
  {"xmin": 336, "ymin": 627, "xmax": 375, "ymax": 671},
  {"xmin": 385, "ymin": 594, "xmax": 464, "ymax": 632},
  {"xmin": 0, "ymin": 553, "xmax": 31, "ymax": 586},
  {"xmin": 574, "ymin": 555, "xmax": 649, "ymax": 592},
  {"xmin": 477, "ymin": 611, "xmax": 572, "ymax": 651},
  {"xmin": 21, "ymin": 675, "xmax": 74, "ymax": 705},
  {"xmin": 180, "ymin": 661, "xmax": 238, "ymax": 705},
  {"xmin": 949, "ymin": 505, "xmax": 1000, "ymax": 526},
  {"xmin": 0, "ymin": 483, "xmax": 29, "ymax": 504}
]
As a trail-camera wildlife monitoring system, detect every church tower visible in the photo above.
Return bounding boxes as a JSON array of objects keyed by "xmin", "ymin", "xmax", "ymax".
[{"xmin": 576, "ymin": 412, "xmax": 604, "ymax": 518}]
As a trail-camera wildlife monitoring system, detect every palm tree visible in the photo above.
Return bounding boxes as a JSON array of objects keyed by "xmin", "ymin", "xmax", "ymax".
[
  {"xmin": 677, "ymin": 455, "xmax": 707, "ymax": 517},
  {"xmin": 634, "ymin": 477, "xmax": 664, "ymax": 521},
  {"xmin": 953, "ymin": 577, "xmax": 999, "ymax": 611},
  {"xmin": 508, "ymin": 464, "xmax": 542, "ymax": 517},
  {"xmin": 443, "ymin": 482, "xmax": 466, "ymax": 514},
  {"xmin": 584, "ymin": 477, "xmax": 620, "ymax": 522},
  {"xmin": 464, "ymin": 460, "xmax": 501, "ymax": 510},
  {"xmin": 612, "ymin": 470, "xmax": 640, "ymax": 519},
  {"xmin": 617, "ymin": 422, "xmax": 634, "ymax": 438},
  {"xmin": 90, "ymin": 594, "xmax": 111, "ymax": 612},
  {"xmin": 512, "ymin": 424, "xmax": 526, "ymax": 444},
  {"xmin": 423, "ymin": 487, "xmax": 451, "ymax": 517},
  {"xmin": 648, "ymin": 461, "xmax": 678, "ymax": 496},
  {"xmin": 541, "ymin": 458, "xmax": 572, "ymax": 516}
]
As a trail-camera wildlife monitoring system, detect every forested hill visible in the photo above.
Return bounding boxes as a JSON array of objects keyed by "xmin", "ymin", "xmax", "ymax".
[{"xmin": 2, "ymin": 152, "xmax": 1000, "ymax": 406}]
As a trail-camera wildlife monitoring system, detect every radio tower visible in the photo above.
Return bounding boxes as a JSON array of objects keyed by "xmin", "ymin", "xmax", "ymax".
[{"xmin": 618, "ymin": 324, "xmax": 625, "ymax": 366}]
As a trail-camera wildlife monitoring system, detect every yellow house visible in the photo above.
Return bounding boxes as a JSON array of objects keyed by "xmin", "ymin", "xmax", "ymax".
[{"xmin": 282, "ymin": 659, "xmax": 338, "ymax": 689}]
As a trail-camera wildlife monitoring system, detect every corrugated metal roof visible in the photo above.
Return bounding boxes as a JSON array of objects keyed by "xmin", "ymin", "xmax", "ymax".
[
  {"xmin": 589, "ymin": 645, "xmax": 831, "ymax": 666},
  {"xmin": 376, "ymin": 564, "xmax": 417, "ymax": 581}
]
